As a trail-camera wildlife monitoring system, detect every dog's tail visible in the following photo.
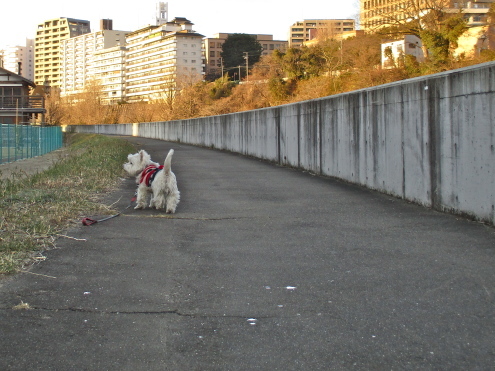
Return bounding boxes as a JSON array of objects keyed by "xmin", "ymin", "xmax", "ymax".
[{"xmin": 164, "ymin": 149, "xmax": 174, "ymax": 174}]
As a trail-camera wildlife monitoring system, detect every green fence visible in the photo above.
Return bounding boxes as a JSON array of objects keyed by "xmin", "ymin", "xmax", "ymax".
[{"xmin": 0, "ymin": 124, "xmax": 63, "ymax": 164}]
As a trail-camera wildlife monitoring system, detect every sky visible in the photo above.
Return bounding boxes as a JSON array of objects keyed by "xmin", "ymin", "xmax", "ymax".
[{"xmin": 1, "ymin": 0, "xmax": 359, "ymax": 47}]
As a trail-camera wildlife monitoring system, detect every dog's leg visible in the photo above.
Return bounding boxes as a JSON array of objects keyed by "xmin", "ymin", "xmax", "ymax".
[
  {"xmin": 149, "ymin": 190, "xmax": 156, "ymax": 208},
  {"xmin": 153, "ymin": 193, "xmax": 165, "ymax": 209},
  {"xmin": 165, "ymin": 191, "xmax": 179, "ymax": 214},
  {"xmin": 134, "ymin": 186, "xmax": 148, "ymax": 209},
  {"xmin": 164, "ymin": 175, "xmax": 180, "ymax": 213}
]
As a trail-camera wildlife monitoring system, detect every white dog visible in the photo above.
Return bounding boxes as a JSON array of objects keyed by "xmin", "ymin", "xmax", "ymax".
[{"xmin": 123, "ymin": 149, "xmax": 180, "ymax": 213}]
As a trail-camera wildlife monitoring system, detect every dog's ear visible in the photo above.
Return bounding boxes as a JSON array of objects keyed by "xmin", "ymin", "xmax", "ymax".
[{"xmin": 139, "ymin": 150, "xmax": 144, "ymax": 161}]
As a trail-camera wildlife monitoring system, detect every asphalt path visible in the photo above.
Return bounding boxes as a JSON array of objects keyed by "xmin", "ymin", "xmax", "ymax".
[{"xmin": 1, "ymin": 136, "xmax": 495, "ymax": 370}]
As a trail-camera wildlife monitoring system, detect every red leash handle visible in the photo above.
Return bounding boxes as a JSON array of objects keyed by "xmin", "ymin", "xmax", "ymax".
[
  {"xmin": 81, "ymin": 217, "xmax": 98, "ymax": 226},
  {"xmin": 82, "ymin": 193, "xmax": 135, "ymax": 226}
]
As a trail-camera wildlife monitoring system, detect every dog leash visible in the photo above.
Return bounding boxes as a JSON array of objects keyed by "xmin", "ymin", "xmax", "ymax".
[{"xmin": 82, "ymin": 192, "xmax": 137, "ymax": 226}]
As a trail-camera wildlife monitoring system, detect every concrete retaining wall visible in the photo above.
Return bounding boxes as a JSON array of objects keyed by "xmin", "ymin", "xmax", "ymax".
[{"xmin": 69, "ymin": 61, "xmax": 495, "ymax": 225}]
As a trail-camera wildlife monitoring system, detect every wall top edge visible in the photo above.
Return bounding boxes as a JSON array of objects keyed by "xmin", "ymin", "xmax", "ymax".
[{"xmin": 68, "ymin": 61, "xmax": 495, "ymax": 127}]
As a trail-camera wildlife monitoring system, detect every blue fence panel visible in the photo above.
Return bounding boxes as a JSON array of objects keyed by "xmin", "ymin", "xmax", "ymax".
[{"xmin": 0, "ymin": 124, "xmax": 63, "ymax": 164}]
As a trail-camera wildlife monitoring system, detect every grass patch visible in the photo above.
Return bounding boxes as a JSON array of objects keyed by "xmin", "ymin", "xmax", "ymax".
[{"xmin": 0, "ymin": 133, "xmax": 135, "ymax": 276}]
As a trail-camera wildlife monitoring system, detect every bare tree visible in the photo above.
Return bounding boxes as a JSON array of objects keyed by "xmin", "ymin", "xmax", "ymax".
[
  {"xmin": 44, "ymin": 88, "xmax": 66, "ymax": 126},
  {"xmin": 372, "ymin": 0, "xmax": 468, "ymax": 66},
  {"xmin": 367, "ymin": 0, "xmax": 450, "ymax": 32}
]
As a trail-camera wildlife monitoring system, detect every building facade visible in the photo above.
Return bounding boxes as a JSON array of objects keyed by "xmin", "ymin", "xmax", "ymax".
[
  {"xmin": 381, "ymin": 35, "xmax": 425, "ymax": 68},
  {"xmin": 34, "ymin": 17, "xmax": 91, "ymax": 88},
  {"xmin": 360, "ymin": 0, "xmax": 495, "ymax": 30},
  {"xmin": 203, "ymin": 33, "xmax": 288, "ymax": 79},
  {"xmin": 124, "ymin": 17, "xmax": 204, "ymax": 103},
  {"xmin": 459, "ymin": 0, "xmax": 495, "ymax": 26},
  {"xmin": 60, "ymin": 28, "xmax": 128, "ymax": 98},
  {"xmin": 90, "ymin": 46, "xmax": 127, "ymax": 104},
  {"xmin": 0, "ymin": 40, "xmax": 35, "ymax": 81},
  {"xmin": 0, "ymin": 67, "xmax": 45, "ymax": 125},
  {"xmin": 288, "ymin": 19, "xmax": 356, "ymax": 47}
]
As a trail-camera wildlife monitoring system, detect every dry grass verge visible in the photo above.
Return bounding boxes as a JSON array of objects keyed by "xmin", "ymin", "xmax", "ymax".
[{"xmin": 0, "ymin": 133, "xmax": 135, "ymax": 275}]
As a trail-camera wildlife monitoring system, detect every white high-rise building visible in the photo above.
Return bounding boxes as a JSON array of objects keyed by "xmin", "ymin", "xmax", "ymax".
[
  {"xmin": 60, "ymin": 26, "xmax": 128, "ymax": 97},
  {"xmin": 125, "ymin": 17, "xmax": 204, "ymax": 103},
  {"xmin": 0, "ymin": 40, "xmax": 35, "ymax": 81},
  {"xmin": 91, "ymin": 46, "xmax": 127, "ymax": 103}
]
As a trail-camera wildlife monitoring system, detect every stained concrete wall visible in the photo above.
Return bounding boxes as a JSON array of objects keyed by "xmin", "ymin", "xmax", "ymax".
[{"xmin": 69, "ymin": 61, "xmax": 495, "ymax": 225}]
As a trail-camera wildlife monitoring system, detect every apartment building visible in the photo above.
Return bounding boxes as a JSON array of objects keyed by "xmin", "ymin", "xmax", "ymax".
[
  {"xmin": 204, "ymin": 33, "xmax": 288, "ymax": 79},
  {"xmin": 125, "ymin": 17, "xmax": 204, "ymax": 103},
  {"xmin": 59, "ymin": 25, "xmax": 128, "ymax": 98},
  {"xmin": 288, "ymin": 19, "xmax": 356, "ymax": 47},
  {"xmin": 360, "ymin": 0, "xmax": 495, "ymax": 30},
  {"xmin": 0, "ymin": 40, "xmax": 35, "ymax": 81},
  {"xmin": 459, "ymin": 0, "xmax": 495, "ymax": 26},
  {"xmin": 90, "ymin": 46, "xmax": 127, "ymax": 104},
  {"xmin": 34, "ymin": 17, "xmax": 91, "ymax": 88}
]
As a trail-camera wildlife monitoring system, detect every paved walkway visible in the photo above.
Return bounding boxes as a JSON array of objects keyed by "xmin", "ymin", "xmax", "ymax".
[{"xmin": 1, "ymin": 136, "xmax": 494, "ymax": 370}]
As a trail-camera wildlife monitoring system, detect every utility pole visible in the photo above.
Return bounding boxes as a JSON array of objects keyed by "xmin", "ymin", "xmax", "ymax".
[{"xmin": 243, "ymin": 52, "xmax": 249, "ymax": 82}]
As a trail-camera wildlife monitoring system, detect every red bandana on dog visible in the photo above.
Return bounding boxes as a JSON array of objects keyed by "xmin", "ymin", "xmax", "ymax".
[{"xmin": 140, "ymin": 165, "xmax": 164, "ymax": 187}]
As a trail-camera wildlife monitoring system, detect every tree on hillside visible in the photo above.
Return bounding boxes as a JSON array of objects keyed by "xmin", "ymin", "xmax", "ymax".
[
  {"xmin": 273, "ymin": 46, "xmax": 327, "ymax": 80},
  {"xmin": 209, "ymin": 76, "xmax": 236, "ymax": 100},
  {"xmin": 44, "ymin": 88, "xmax": 66, "ymax": 126},
  {"xmin": 420, "ymin": 15, "xmax": 467, "ymax": 65},
  {"xmin": 374, "ymin": 0, "xmax": 468, "ymax": 67},
  {"xmin": 221, "ymin": 34, "xmax": 263, "ymax": 79},
  {"xmin": 170, "ymin": 79, "xmax": 210, "ymax": 120},
  {"xmin": 480, "ymin": 3, "xmax": 495, "ymax": 61},
  {"xmin": 64, "ymin": 79, "xmax": 109, "ymax": 125},
  {"xmin": 340, "ymin": 34, "xmax": 382, "ymax": 70}
]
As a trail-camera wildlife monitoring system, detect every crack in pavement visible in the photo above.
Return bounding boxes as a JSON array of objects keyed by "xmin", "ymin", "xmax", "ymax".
[
  {"xmin": 1, "ymin": 306, "xmax": 274, "ymax": 320},
  {"xmin": 122, "ymin": 214, "xmax": 244, "ymax": 221}
]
